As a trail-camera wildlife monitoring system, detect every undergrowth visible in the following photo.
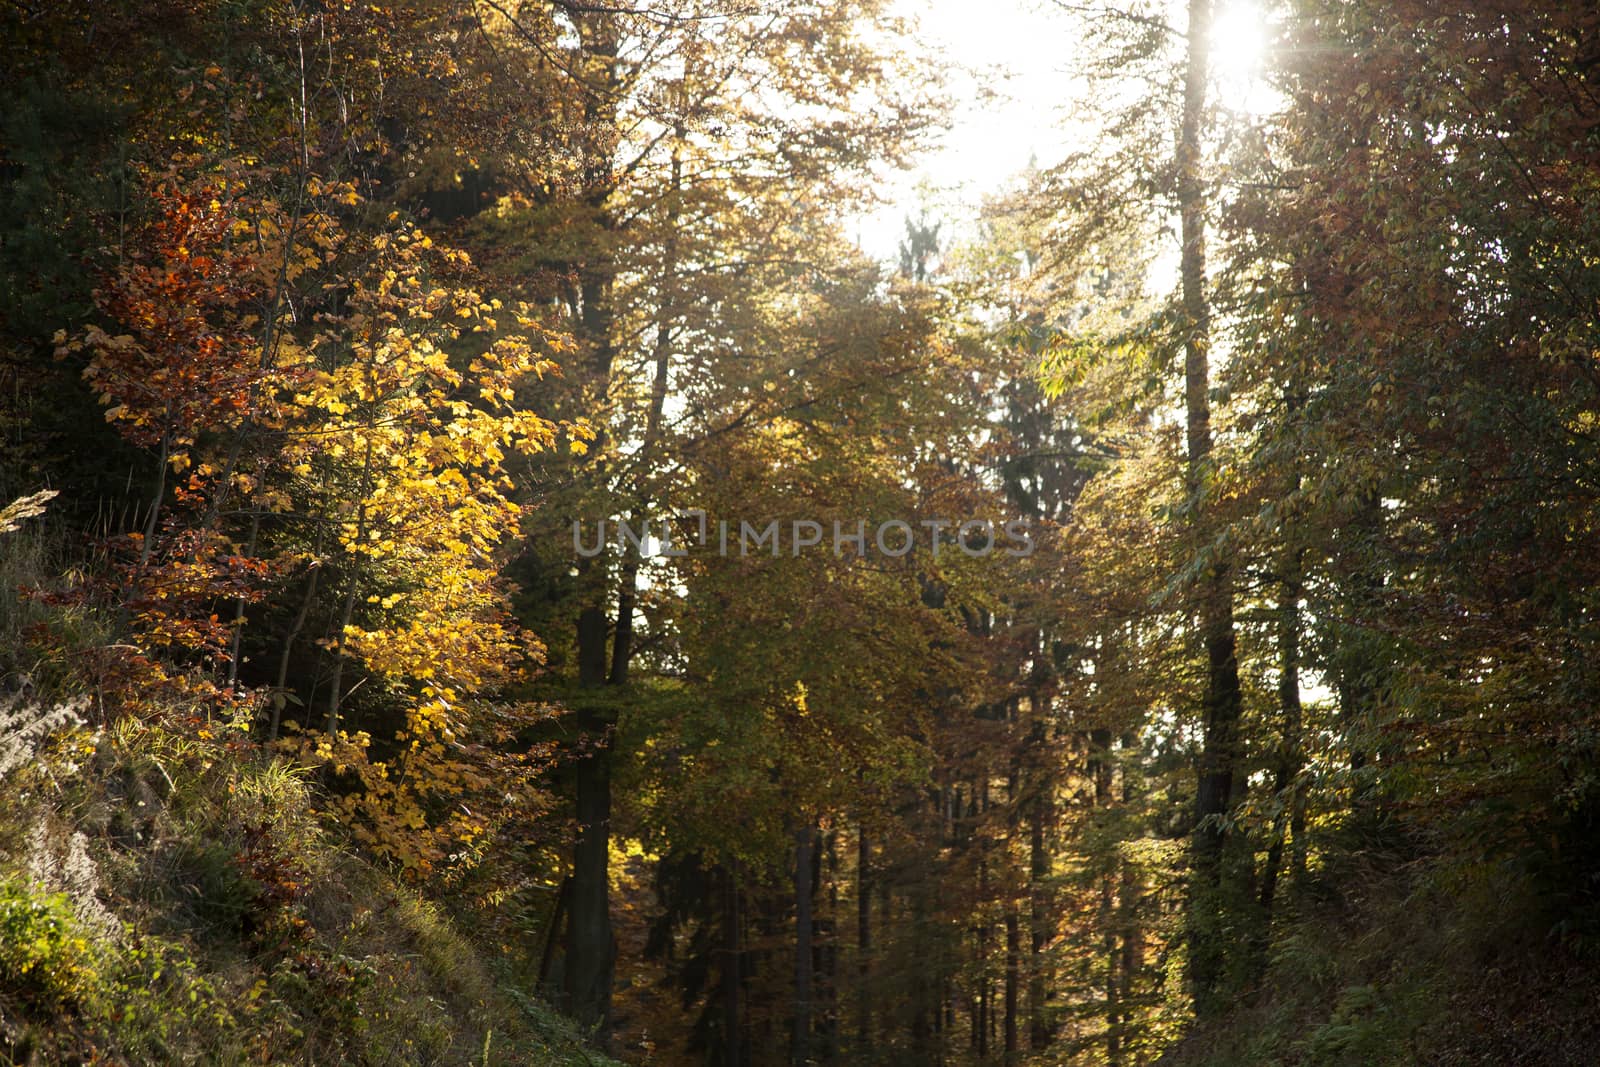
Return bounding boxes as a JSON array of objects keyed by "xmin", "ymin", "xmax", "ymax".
[
  {"xmin": 0, "ymin": 525, "xmax": 616, "ymax": 1066},
  {"xmin": 1160, "ymin": 828, "xmax": 1600, "ymax": 1067},
  {"xmin": 0, "ymin": 710, "xmax": 618, "ymax": 1065}
]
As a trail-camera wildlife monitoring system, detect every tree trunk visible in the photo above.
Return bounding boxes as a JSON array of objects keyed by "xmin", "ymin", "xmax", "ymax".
[
  {"xmin": 1118, "ymin": 732, "xmax": 1145, "ymax": 1050},
  {"xmin": 270, "ymin": 553, "xmax": 319, "ymax": 742},
  {"xmin": 821, "ymin": 830, "xmax": 839, "ymax": 1063},
  {"xmin": 608, "ymin": 142, "xmax": 680, "ymax": 687},
  {"xmin": 559, "ymin": 11, "xmax": 623, "ymax": 1034},
  {"xmin": 975, "ymin": 777, "xmax": 991, "ymax": 1062},
  {"xmin": 793, "ymin": 822, "xmax": 815, "ymax": 1065},
  {"xmin": 1002, "ymin": 764, "xmax": 1021, "ymax": 1062},
  {"xmin": 566, "ymin": 604, "xmax": 614, "ymax": 1037},
  {"xmin": 137, "ymin": 427, "xmax": 170, "ymax": 570},
  {"xmin": 1259, "ymin": 533, "xmax": 1305, "ymax": 919},
  {"xmin": 1340, "ymin": 490, "xmax": 1387, "ymax": 808},
  {"xmin": 1176, "ymin": 0, "xmax": 1245, "ymax": 1018},
  {"xmin": 856, "ymin": 822, "xmax": 873, "ymax": 1057},
  {"xmin": 1091, "ymin": 729, "xmax": 1121, "ymax": 1064},
  {"xmin": 326, "ymin": 434, "xmax": 374, "ymax": 736},
  {"xmin": 1005, "ymin": 907, "xmax": 1020, "ymax": 1061},
  {"xmin": 724, "ymin": 862, "xmax": 743, "ymax": 1067},
  {"xmin": 1028, "ymin": 713, "xmax": 1054, "ymax": 1051},
  {"xmin": 539, "ymin": 876, "xmax": 571, "ymax": 988},
  {"xmin": 1104, "ymin": 871, "xmax": 1121, "ymax": 1067},
  {"xmin": 566, "ymin": 714, "xmax": 614, "ymax": 1036},
  {"xmin": 225, "ymin": 507, "xmax": 259, "ymax": 690}
]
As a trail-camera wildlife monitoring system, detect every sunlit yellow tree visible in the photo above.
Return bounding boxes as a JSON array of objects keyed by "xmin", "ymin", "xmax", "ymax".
[{"xmin": 278, "ymin": 218, "xmax": 579, "ymax": 874}]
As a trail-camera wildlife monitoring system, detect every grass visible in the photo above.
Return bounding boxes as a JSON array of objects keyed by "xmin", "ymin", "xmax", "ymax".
[
  {"xmin": 0, "ymin": 520, "xmax": 617, "ymax": 1065},
  {"xmin": 0, "ymin": 701, "xmax": 620, "ymax": 1066}
]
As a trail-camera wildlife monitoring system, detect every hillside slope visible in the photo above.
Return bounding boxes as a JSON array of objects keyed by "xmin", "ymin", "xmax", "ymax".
[
  {"xmin": 0, "ymin": 691, "xmax": 614, "ymax": 1067},
  {"xmin": 1160, "ymin": 830, "xmax": 1600, "ymax": 1067}
]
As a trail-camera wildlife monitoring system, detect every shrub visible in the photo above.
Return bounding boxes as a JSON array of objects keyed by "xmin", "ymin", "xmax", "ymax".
[{"xmin": 0, "ymin": 878, "xmax": 98, "ymax": 1009}]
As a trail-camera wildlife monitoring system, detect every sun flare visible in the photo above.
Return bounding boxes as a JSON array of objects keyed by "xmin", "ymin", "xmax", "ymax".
[{"xmin": 1211, "ymin": 1, "xmax": 1275, "ymax": 115}]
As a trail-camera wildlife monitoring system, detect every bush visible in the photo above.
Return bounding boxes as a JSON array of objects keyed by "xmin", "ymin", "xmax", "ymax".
[{"xmin": 0, "ymin": 879, "xmax": 98, "ymax": 1009}]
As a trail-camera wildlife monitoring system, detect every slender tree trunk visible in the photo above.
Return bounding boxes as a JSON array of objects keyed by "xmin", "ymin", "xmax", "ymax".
[
  {"xmin": 1176, "ymin": 0, "xmax": 1245, "ymax": 1018},
  {"xmin": 879, "ymin": 871, "xmax": 892, "ymax": 1049},
  {"xmin": 566, "ymin": 605, "xmax": 614, "ymax": 1036},
  {"xmin": 563, "ymin": 13, "xmax": 624, "ymax": 1036},
  {"xmin": 1259, "ymin": 535, "xmax": 1304, "ymax": 918},
  {"xmin": 966, "ymin": 979, "xmax": 979, "ymax": 1062},
  {"xmin": 566, "ymin": 728, "xmax": 613, "ymax": 1033},
  {"xmin": 1028, "ymin": 710, "xmax": 1054, "ymax": 1051},
  {"xmin": 325, "ymin": 434, "xmax": 373, "ymax": 736},
  {"xmin": 1004, "ymin": 907, "xmax": 1020, "ymax": 1061},
  {"xmin": 539, "ymin": 877, "xmax": 571, "ymax": 988},
  {"xmin": 1104, "ymin": 871, "xmax": 1121, "ymax": 1067},
  {"xmin": 1286, "ymin": 397, "xmax": 1310, "ymax": 886},
  {"xmin": 1340, "ymin": 490, "xmax": 1386, "ymax": 805},
  {"xmin": 938, "ymin": 972, "xmax": 950, "ymax": 1062},
  {"xmin": 857, "ymin": 822, "xmax": 873, "ymax": 1057},
  {"xmin": 138, "ymin": 428, "xmax": 170, "ymax": 570},
  {"xmin": 1003, "ymin": 765, "xmax": 1021, "ymax": 1062},
  {"xmin": 910, "ymin": 935, "xmax": 932, "ymax": 1058},
  {"xmin": 793, "ymin": 822, "xmax": 815, "ymax": 1065},
  {"xmin": 907, "ymin": 859, "xmax": 934, "ymax": 1064},
  {"xmin": 608, "ymin": 141, "xmax": 679, "ymax": 683},
  {"xmin": 270, "ymin": 553, "xmax": 319, "ymax": 741},
  {"xmin": 1091, "ymin": 729, "xmax": 1121, "ymax": 1064},
  {"xmin": 821, "ymin": 830, "xmax": 839, "ymax": 1063},
  {"xmin": 1291, "ymin": 756, "xmax": 1309, "ymax": 884},
  {"xmin": 226, "ymin": 507, "xmax": 260, "ymax": 690},
  {"xmin": 724, "ymin": 862, "xmax": 743, "ymax": 1067},
  {"xmin": 325, "ymin": 574, "xmax": 359, "ymax": 735},
  {"xmin": 1118, "ymin": 732, "xmax": 1145, "ymax": 1050},
  {"xmin": 975, "ymin": 777, "xmax": 991, "ymax": 1062},
  {"xmin": 1028, "ymin": 798, "xmax": 1052, "ymax": 1050}
]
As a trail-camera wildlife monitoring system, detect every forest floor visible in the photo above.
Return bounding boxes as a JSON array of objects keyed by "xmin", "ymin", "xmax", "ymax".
[
  {"xmin": 0, "ymin": 696, "xmax": 618, "ymax": 1067},
  {"xmin": 1161, "ymin": 825, "xmax": 1600, "ymax": 1067}
]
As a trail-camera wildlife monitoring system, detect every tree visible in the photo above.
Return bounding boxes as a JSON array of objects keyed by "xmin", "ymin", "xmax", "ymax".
[{"xmin": 471, "ymin": 0, "xmax": 942, "ymax": 1039}]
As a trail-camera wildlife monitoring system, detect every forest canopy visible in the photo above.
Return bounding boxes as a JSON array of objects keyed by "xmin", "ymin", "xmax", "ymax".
[{"xmin": 3, "ymin": 1, "xmax": 1600, "ymax": 1064}]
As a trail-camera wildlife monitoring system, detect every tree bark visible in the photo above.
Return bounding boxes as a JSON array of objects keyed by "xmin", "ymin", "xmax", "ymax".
[
  {"xmin": 1005, "ymin": 904, "xmax": 1021, "ymax": 1062},
  {"xmin": 1028, "ymin": 711, "xmax": 1054, "ymax": 1051},
  {"xmin": 137, "ymin": 427, "xmax": 170, "ymax": 571},
  {"xmin": 1118, "ymin": 731, "xmax": 1145, "ymax": 1050},
  {"xmin": 793, "ymin": 822, "xmax": 815, "ymax": 1065},
  {"xmin": 608, "ymin": 141, "xmax": 679, "ymax": 686},
  {"xmin": 1259, "ymin": 530, "xmax": 1305, "ymax": 919},
  {"xmin": 566, "ymin": 728, "xmax": 614, "ymax": 1033},
  {"xmin": 326, "ymin": 430, "xmax": 374, "ymax": 736},
  {"xmin": 856, "ymin": 822, "xmax": 872, "ymax": 1057},
  {"xmin": 562, "ymin": 13, "xmax": 624, "ymax": 1039},
  {"xmin": 270, "ymin": 555, "xmax": 319, "ymax": 742},
  {"xmin": 1176, "ymin": 0, "xmax": 1245, "ymax": 1018},
  {"xmin": 1091, "ymin": 729, "xmax": 1121, "ymax": 1064},
  {"xmin": 539, "ymin": 876, "xmax": 571, "ymax": 988},
  {"xmin": 820, "ymin": 830, "xmax": 839, "ymax": 1063},
  {"xmin": 566, "ymin": 605, "xmax": 614, "ymax": 1036},
  {"xmin": 1028, "ymin": 798, "xmax": 1052, "ymax": 1050},
  {"xmin": 724, "ymin": 862, "xmax": 743, "ymax": 1067}
]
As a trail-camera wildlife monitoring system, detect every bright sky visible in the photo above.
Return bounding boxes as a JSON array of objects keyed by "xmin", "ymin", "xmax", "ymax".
[
  {"xmin": 854, "ymin": 0, "xmax": 1271, "ymax": 265},
  {"xmin": 854, "ymin": 0, "xmax": 1073, "ymax": 262}
]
